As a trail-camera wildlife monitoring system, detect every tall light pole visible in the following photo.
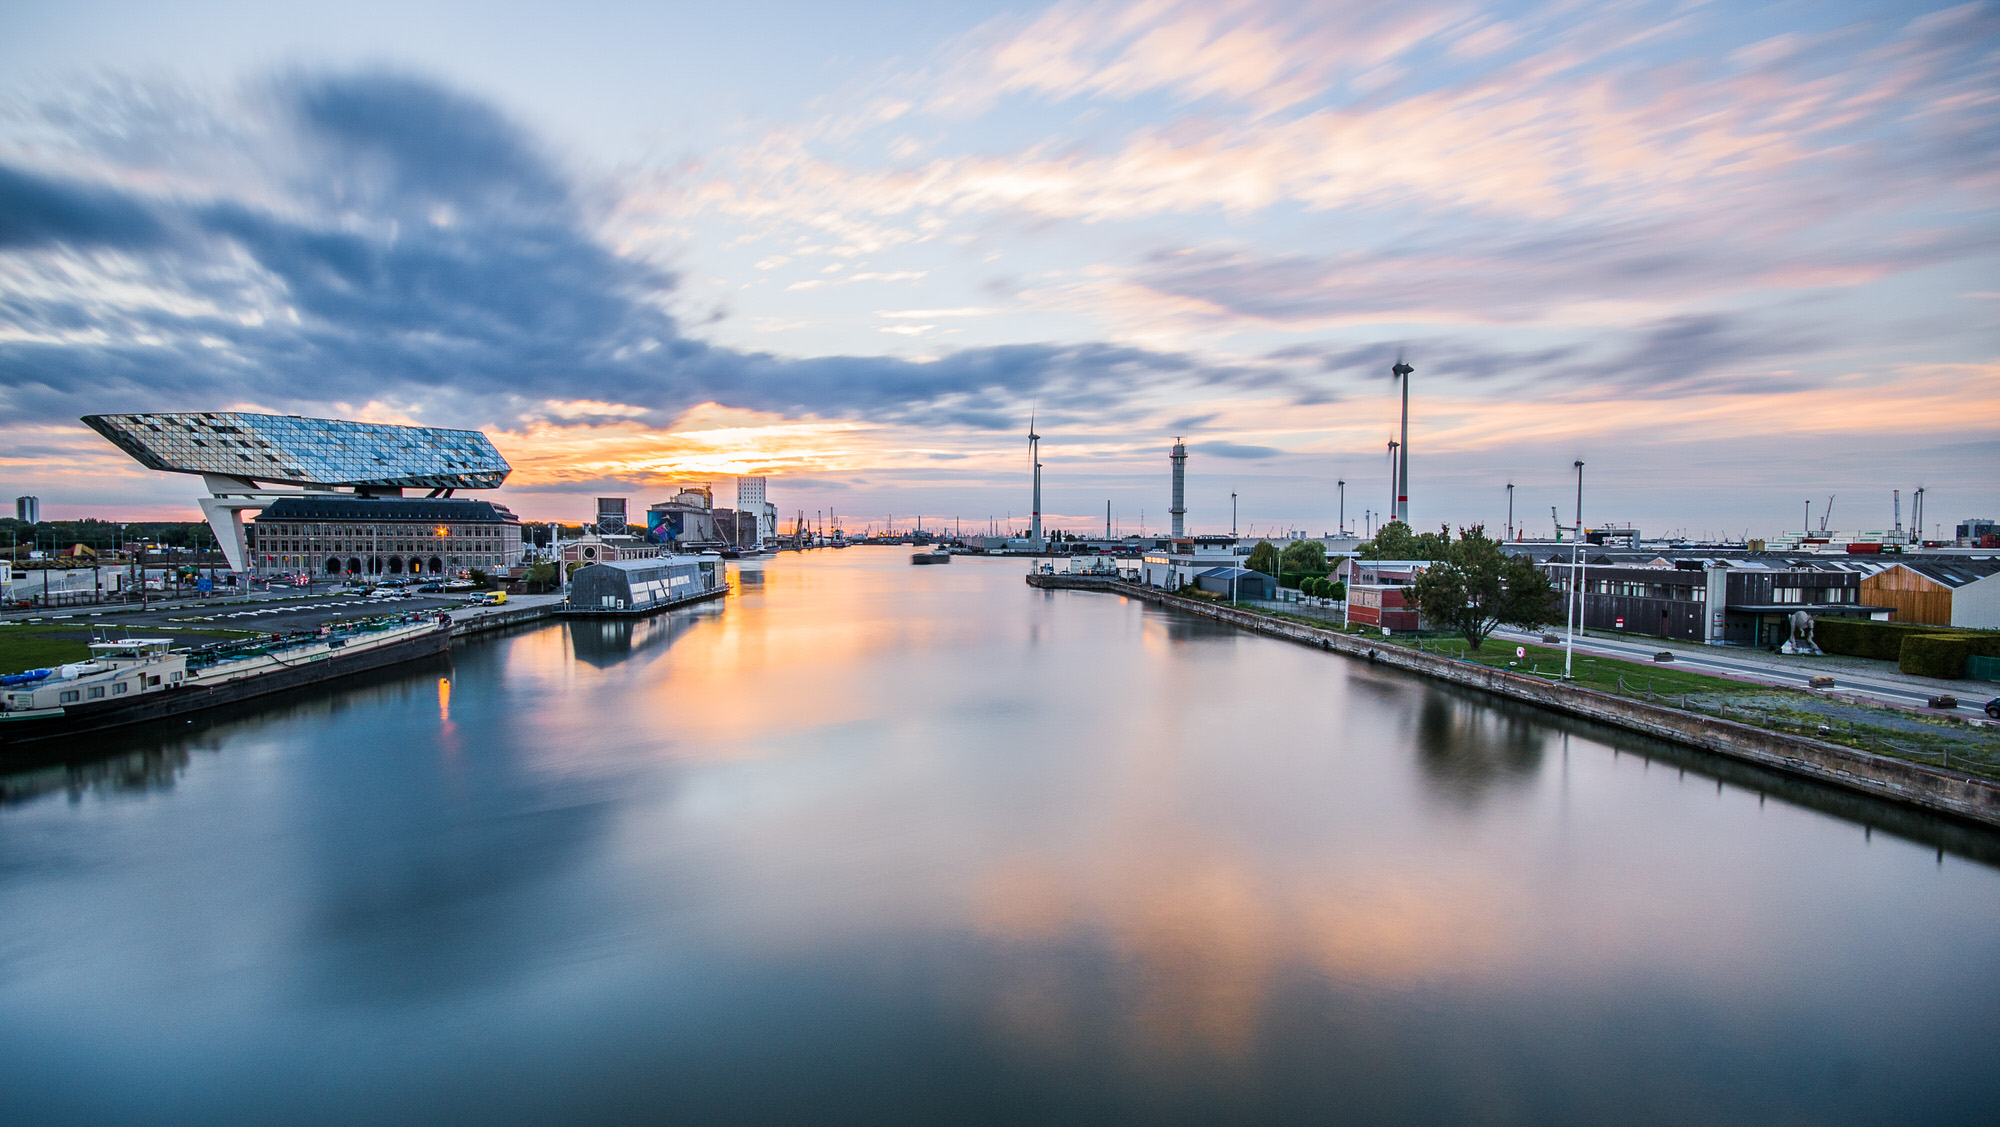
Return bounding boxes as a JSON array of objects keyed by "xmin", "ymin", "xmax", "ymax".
[
  {"xmin": 1566, "ymin": 460, "xmax": 1584, "ymax": 680},
  {"xmin": 1231, "ymin": 492, "xmax": 1237, "ymax": 538},
  {"xmin": 1392, "ymin": 358, "xmax": 1413, "ymax": 523},
  {"xmin": 1386, "ymin": 440, "xmax": 1399, "ymax": 525},
  {"xmin": 1029, "ymin": 413, "xmax": 1043, "ymax": 548},
  {"xmin": 1506, "ymin": 483, "xmax": 1515, "ymax": 542},
  {"xmin": 1337, "ymin": 479, "xmax": 1346, "ymax": 536}
]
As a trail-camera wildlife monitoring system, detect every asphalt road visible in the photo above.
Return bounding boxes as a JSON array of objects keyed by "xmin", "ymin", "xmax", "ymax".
[{"xmin": 1487, "ymin": 624, "xmax": 1998, "ymax": 719}]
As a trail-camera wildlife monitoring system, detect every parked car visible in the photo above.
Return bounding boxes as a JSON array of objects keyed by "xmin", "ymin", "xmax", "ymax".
[
  {"xmin": 1987, "ymin": 697, "xmax": 2000, "ymax": 720},
  {"xmin": 415, "ymin": 582, "xmax": 445, "ymax": 593}
]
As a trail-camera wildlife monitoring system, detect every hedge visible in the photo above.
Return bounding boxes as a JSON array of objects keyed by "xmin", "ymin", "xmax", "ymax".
[
  {"xmin": 1893, "ymin": 632, "xmax": 2000, "ymax": 679},
  {"xmin": 1900, "ymin": 634, "xmax": 1975, "ymax": 679},
  {"xmin": 1815, "ymin": 618, "xmax": 1939, "ymax": 660}
]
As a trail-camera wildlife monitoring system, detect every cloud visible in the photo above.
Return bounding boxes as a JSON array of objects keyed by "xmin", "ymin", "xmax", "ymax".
[
  {"xmin": 1192, "ymin": 440, "xmax": 1282, "ymax": 459},
  {"xmin": 0, "ymin": 163, "xmax": 171, "ymax": 250},
  {"xmin": 0, "ymin": 71, "xmax": 1274, "ymax": 438}
]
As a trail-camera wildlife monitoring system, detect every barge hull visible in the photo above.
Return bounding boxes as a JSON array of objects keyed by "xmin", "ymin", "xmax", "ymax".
[{"xmin": 1, "ymin": 627, "xmax": 450, "ymax": 749}]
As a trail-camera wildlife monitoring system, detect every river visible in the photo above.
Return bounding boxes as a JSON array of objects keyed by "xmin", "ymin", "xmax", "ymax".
[{"xmin": 2, "ymin": 547, "xmax": 1996, "ymax": 1124}]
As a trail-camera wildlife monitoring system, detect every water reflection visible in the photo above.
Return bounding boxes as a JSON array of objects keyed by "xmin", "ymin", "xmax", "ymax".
[
  {"xmin": 0, "ymin": 549, "xmax": 1995, "ymax": 1126},
  {"xmin": 0, "ymin": 746, "xmax": 192, "ymax": 806},
  {"xmin": 1412, "ymin": 687, "xmax": 1549, "ymax": 805},
  {"xmin": 566, "ymin": 607, "xmax": 712, "ymax": 668}
]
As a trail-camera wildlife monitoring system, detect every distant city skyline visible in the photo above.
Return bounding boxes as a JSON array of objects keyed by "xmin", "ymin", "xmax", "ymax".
[{"xmin": 2, "ymin": 0, "xmax": 1995, "ymax": 537}]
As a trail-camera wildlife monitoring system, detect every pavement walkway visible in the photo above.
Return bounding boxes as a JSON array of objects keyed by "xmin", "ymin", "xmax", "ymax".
[{"xmin": 1223, "ymin": 593, "xmax": 1995, "ymax": 719}]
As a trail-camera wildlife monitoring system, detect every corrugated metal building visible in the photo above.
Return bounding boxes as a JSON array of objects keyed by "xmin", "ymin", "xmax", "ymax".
[{"xmin": 565, "ymin": 556, "xmax": 722, "ymax": 615}]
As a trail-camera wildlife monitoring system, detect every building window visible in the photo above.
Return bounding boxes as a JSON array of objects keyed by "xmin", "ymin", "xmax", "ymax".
[{"xmin": 60, "ymin": 690, "xmax": 80, "ymax": 703}]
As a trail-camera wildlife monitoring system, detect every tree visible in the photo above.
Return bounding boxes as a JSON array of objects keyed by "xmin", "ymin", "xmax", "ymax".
[
  {"xmin": 524, "ymin": 561, "xmax": 557, "ymax": 593},
  {"xmin": 1246, "ymin": 540, "xmax": 1279, "ymax": 576},
  {"xmin": 1280, "ymin": 539, "xmax": 1328, "ymax": 575},
  {"xmin": 1360, "ymin": 520, "xmax": 1452, "ymax": 562},
  {"xmin": 1410, "ymin": 524, "xmax": 1557, "ymax": 650}
]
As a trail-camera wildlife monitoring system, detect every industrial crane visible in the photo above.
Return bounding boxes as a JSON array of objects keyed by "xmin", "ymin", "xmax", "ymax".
[
  {"xmin": 1819, "ymin": 495, "xmax": 1835, "ymax": 532},
  {"xmin": 1551, "ymin": 505, "xmax": 1562, "ymax": 541}
]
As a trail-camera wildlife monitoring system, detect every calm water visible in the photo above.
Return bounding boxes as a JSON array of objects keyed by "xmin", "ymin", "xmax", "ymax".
[{"xmin": 2, "ymin": 548, "xmax": 1997, "ymax": 1125}]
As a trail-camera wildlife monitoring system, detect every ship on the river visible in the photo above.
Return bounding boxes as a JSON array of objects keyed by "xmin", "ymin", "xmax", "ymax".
[
  {"xmin": 0, "ymin": 614, "xmax": 451, "ymax": 748},
  {"xmin": 564, "ymin": 554, "xmax": 726, "ymax": 615}
]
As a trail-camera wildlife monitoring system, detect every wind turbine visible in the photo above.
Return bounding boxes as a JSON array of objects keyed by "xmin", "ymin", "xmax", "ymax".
[
  {"xmin": 1028, "ymin": 406, "xmax": 1043, "ymax": 547},
  {"xmin": 1391, "ymin": 353, "xmax": 1413, "ymax": 524}
]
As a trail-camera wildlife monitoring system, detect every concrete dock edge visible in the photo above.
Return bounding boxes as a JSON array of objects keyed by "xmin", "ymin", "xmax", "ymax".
[{"xmin": 1028, "ymin": 573, "xmax": 2000, "ymax": 829}]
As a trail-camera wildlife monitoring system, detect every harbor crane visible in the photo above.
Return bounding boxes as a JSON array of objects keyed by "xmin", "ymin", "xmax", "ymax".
[
  {"xmin": 1819, "ymin": 495, "xmax": 1835, "ymax": 532},
  {"xmin": 1551, "ymin": 505, "xmax": 1562, "ymax": 541}
]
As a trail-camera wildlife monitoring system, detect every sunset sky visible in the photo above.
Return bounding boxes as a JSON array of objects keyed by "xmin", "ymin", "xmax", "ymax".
[{"xmin": 2, "ymin": 0, "xmax": 1995, "ymax": 539}]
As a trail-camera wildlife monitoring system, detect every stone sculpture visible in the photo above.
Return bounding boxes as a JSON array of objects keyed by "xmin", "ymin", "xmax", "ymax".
[{"xmin": 1779, "ymin": 609, "xmax": 1821, "ymax": 655}]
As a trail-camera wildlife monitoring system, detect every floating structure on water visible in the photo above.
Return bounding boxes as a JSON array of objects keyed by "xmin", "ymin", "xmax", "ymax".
[
  {"xmin": 564, "ymin": 555, "xmax": 725, "ymax": 615},
  {"xmin": 1, "ymin": 614, "xmax": 451, "ymax": 748}
]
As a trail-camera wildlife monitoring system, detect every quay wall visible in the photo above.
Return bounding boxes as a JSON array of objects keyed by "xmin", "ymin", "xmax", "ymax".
[
  {"xmin": 448, "ymin": 600, "xmax": 559, "ymax": 640},
  {"xmin": 1029, "ymin": 574, "xmax": 2000, "ymax": 829}
]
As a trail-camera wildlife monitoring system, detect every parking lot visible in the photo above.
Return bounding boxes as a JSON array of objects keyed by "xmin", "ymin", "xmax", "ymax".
[{"xmin": 12, "ymin": 588, "xmax": 476, "ymax": 636}]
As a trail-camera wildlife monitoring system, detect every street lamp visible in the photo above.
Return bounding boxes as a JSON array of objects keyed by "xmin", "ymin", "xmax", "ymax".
[
  {"xmin": 1337, "ymin": 479, "xmax": 1346, "ymax": 536},
  {"xmin": 1565, "ymin": 460, "xmax": 1584, "ymax": 680}
]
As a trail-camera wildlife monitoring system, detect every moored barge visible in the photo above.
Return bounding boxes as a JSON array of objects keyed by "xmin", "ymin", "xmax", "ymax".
[{"xmin": 1, "ymin": 614, "xmax": 451, "ymax": 749}]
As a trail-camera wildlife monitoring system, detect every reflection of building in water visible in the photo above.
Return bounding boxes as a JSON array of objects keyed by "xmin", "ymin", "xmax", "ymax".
[{"xmin": 566, "ymin": 607, "xmax": 713, "ymax": 668}]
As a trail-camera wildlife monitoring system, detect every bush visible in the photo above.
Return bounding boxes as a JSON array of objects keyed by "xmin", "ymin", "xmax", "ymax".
[
  {"xmin": 1815, "ymin": 618, "xmax": 1937, "ymax": 660},
  {"xmin": 1900, "ymin": 634, "xmax": 1974, "ymax": 679}
]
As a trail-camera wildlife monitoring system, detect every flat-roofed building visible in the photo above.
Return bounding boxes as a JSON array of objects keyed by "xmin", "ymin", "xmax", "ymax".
[
  {"xmin": 1344, "ymin": 559, "xmax": 1430, "ymax": 632},
  {"xmin": 247, "ymin": 496, "xmax": 522, "ymax": 577}
]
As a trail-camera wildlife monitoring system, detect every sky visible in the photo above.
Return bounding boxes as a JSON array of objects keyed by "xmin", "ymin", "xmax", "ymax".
[{"xmin": 1, "ymin": 0, "xmax": 1996, "ymax": 541}]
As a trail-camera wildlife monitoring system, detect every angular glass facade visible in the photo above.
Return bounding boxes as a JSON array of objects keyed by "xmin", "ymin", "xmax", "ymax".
[{"xmin": 82, "ymin": 412, "xmax": 509, "ymax": 489}]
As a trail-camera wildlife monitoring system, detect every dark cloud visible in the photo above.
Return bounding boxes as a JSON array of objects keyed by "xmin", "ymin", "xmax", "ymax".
[
  {"xmin": 0, "ymin": 163, "xmax": 170, "ymax": 249},
  {"xmin": 1261, "ymin": 311, "xmax": 1819, "ymax": 402},
  {"xmin": 1192, "ymin": 441, "xmax": 1282, "ymax": 460},
  {"xmin": 0, "ymin": 72, "xmax": 1263, "ymax": 433}
]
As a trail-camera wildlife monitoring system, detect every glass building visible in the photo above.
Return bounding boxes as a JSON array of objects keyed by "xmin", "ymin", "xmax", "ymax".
[
  {"xmin": 82, "ymin": 412, "xmax": 509, "ymax": 490},
  {"xmin": 83, "ymin": 411, "xmax": 517, "ymax": 575}
]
